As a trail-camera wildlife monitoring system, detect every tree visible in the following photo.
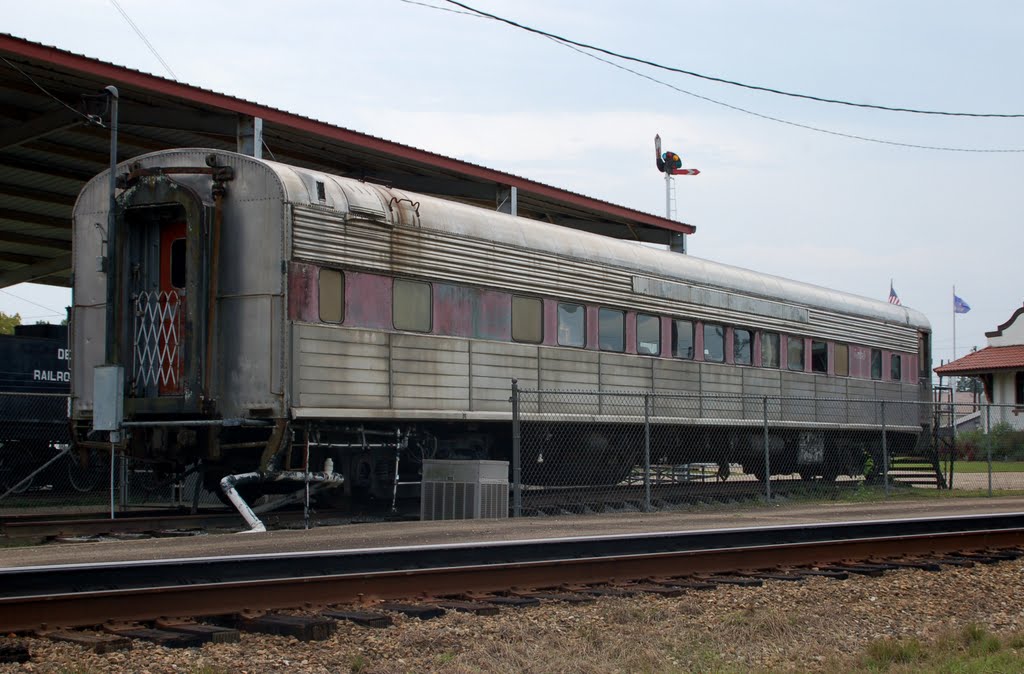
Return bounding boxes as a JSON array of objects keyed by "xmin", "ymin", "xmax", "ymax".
[
  {"xmin": 0, "ymin": 311, "xmax": 21, "ymax": 335},
  {"xmin": 956, "ymin": 376, "xmax": 983, "ymax": 394}
]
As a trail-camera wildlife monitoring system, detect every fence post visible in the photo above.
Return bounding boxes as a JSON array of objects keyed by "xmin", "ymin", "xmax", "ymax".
[
  {"xmin": 986, "ymin": 404, "xmax": 992, "ymax": 497},
  {"xmin": 109, "ymin": 442, "xmax": 116, "ymax": 519},
  {"xmin": 762, "ymin": 396, "xmax": 771, "ymax": 501},
  {"xmin": 881, "ymin": 400, "xmax": 889, "ymax": 497},
  {"xmin": 119, "ymin": 449, "xmax": 129, "ymax": 511},
  {"xmin": 948, "ymin": 397, "xmax": 956, "ymax": 489},
  {"xmin": 511, "ymin": 379, "xmax": 522, "ymax": 518},
  {"xmin": 643, "ymin": 393, "xmax": 651, "ymax": 513}
]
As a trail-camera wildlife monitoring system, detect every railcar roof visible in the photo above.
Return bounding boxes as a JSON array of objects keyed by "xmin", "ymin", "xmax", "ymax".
[{"xmin": 0, "ymin": 33, "xmax": 693, "ymax": 289}]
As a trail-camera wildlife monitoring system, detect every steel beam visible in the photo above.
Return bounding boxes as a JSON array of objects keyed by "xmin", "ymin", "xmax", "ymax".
[{"xmin": 0, "ymin": 252, "xmax": 71, "ymax": 288}]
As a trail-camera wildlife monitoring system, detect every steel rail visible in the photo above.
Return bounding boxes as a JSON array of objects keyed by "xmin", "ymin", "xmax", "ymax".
[{"xmin": 1, "ymin": 513, "xmax": 1022, "ymax": 632}]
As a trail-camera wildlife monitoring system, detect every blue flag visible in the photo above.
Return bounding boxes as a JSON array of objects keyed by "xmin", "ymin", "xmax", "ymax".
[{"xmin": 954, "ymin": 294, "xmax": 971, "ymax": 314}]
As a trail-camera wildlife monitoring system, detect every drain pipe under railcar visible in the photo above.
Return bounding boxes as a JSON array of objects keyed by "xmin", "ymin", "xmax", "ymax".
[{"xmin": 220, "ymin": 470, "xmax": 344, "ymax": 533}]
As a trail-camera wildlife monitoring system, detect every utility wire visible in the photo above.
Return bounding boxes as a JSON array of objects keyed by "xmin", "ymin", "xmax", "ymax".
[
  {"xmin": 443, "ymin": 0, "xmax": 1024, "ymax": 119},
  {"xmin": 0, "ymin": 57, "xmax": 101, "ymax": 125},
  {"xmin": 0, "ymin": 289, "xmax": 66, "ymax": 316},
  {"xmin": 398, "ymin": 0, "xmax": 477, "ymax": 16},
  {"xmin": 401, "ymin": 1, "xmax": 1024, "ymax": 152},
  {"xmin": 553, "ymin": 36, "xmax": 1024, "ymax": 153},
  {"xmin": 109, "ymin": 0, "xmax": 178, "ymax": 80}
]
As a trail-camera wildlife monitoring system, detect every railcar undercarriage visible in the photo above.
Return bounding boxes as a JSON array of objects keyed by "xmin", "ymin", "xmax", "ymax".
[{"xmin": 75, "ymin": 417, "xmax": 921, "ymax": 512}]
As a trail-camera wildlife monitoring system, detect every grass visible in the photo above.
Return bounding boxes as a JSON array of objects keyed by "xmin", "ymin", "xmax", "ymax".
[
  {"xmin": 950, "ymin": 460, "xmax": 1024, "ymax": 473},
  {"xmin": 858, "ymin": 624, "xmax": 1020, "ymax": 673}
]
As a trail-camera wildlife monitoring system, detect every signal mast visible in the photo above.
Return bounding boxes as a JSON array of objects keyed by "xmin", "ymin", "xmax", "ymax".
[{"xmin": 654, "ymin": 134, "xmax": 699, "ymax": 253}]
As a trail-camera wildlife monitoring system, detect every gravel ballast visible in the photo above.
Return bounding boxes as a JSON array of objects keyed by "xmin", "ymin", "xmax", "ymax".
[{"xmin": 2, "ymin": 555, "xmax": 1023, "ymax": 673}]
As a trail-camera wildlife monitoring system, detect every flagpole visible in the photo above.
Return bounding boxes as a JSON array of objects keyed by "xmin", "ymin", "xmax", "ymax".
[{"xmin": 952, "ymin": 285, "xmax": 957, "ymax": 403}]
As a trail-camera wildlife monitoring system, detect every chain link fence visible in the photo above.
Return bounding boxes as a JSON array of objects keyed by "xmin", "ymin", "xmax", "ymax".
[
  {"xmin": 3, "ymin": 389, "xmax": 1023, "ymax": 519},
  {"xmin": 510, "ymin": 383, "xmax": 1024, "ymax": 517},
  {"xmin": 0, "ymin": 392, "xmax": 221, "ymax": 516}
]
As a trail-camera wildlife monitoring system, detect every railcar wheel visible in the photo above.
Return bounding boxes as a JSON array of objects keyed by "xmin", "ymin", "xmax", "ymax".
[
  {"xmin": 65, "ymin": 450, "xmax": 104, "ymax": 493},
  {"xmin": 66, "ymin": 459, "xmax": 101, "ymax": 493}
]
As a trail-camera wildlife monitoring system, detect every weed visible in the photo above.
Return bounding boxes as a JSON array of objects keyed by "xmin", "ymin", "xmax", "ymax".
[
  {"xmin": 959, "ymin": 623, "xmax": 1002, "ymax": 656},
  {"xmin": 862, "ymin": 636, "xmax": 924, "ymax": 667}
]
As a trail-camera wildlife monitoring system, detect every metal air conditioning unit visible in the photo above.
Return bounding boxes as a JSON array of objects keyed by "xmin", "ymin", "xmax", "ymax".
[{"xmin": 420, "ymin": 459, "xmax": 509, "ymax": 520}]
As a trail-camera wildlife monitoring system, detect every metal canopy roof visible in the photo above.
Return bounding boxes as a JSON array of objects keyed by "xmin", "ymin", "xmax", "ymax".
[{"xmin": 0, "ymin": 33, "xmax": 695, "ymax": 289}]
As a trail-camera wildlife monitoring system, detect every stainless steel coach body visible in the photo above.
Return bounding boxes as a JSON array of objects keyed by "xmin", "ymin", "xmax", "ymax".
[{"xmin": 71, "ymin": 149, "xmax": 931, "ymax": 495}]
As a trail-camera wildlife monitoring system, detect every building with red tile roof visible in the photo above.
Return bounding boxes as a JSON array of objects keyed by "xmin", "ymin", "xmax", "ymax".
[{"xmin": 935, "ymin": 303, "xmax": 1024, "ymax": 429}]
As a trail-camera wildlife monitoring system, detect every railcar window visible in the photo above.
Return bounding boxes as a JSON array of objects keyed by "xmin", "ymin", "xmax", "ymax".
[
  {"xmin": 557, "ymin": 302, "xmax": 585, "ymax": 347},
  {"xmin": 734, "ymin": 328, "xmax": 752, "ymax": 365},
  {"xmin": 811, "ymin": 340, "xmax": 828, "ymax": 373},
  {"xmin": 511, "ymin": 296, "xmax": 543, "ymax": 343},
  {"xmin": 169, "ymin": 239, "xmax": 186, "ymax": 289},
  {"xmin": 761, "ymin": 332, "xmax": 780, "ymax": 368},
  {"xmin": 672, "ymin": 319, "xmax": 694, "ymax": 359},
  {"xmin": 318, "ymin": 268, "xmax": 344, "ymax": 323},
  {"xmin": 835, "ymin": 343, "xmax": 850, "ymax": 377},
  {"xmin": 598, "ymin": 308, "xmax": 625, "ymax": 352},
  {"xmin": 703, "ymin": 324, "xmax": 725, "ymax": 363},
  {"xmin": 787, "ymin": 337, "xmax": 805, "ymax": 371},
  {"xmin": 393, "ymin": 279, "xmax": 431, "ymax": 332},
  {"xmin": 870, "ymin": 349, "xmax": 882, "ymax": 380},
  {"xmin": 891, "ymin": 354, "xmax": 902, "ymax": 381},
  {"xmin": 637, "ymin": 314, "xmax": 660, "ymax": 356}
]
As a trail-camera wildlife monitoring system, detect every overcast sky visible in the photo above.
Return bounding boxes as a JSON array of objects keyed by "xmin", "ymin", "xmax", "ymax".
[{"xmin": 4, "ymin": 0, "xmax": 1022, "ymax": 371}]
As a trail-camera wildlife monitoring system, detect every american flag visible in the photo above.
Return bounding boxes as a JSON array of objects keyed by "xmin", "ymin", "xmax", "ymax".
[{"xmin": 888, "ymin": 283, "xmax": 901, "ymax": 305}]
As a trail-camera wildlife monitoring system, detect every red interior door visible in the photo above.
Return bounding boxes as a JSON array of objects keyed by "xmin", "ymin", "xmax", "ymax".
[{"xmin": 158, "ymin": 221, "xmax": 186, "ymax": 395}]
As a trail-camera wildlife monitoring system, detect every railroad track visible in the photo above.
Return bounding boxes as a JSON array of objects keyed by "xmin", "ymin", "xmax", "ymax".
[{"xmin": 0, "ymin": 512, "xmax": 1022, "ymax": 647}]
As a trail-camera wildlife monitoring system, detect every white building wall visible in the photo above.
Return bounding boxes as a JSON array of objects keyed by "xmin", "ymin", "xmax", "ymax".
[
  {"xmin": 988, "ymin": 310, "xmax": 1024, "ymax": 347},
  {"xmin": 989, "ymin": 371, "xmax": 1024, "ymax": 430}
]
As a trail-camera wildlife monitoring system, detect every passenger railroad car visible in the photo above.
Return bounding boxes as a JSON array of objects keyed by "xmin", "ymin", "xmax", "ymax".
[{"xmin": 70, "ymin": 149, "xmax": 932, "ymax": 500}]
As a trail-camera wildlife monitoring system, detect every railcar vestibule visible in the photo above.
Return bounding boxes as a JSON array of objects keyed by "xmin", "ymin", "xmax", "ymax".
[{"xmin": 298, "ymin": 265, "xmax": 924, "ymax": 385}]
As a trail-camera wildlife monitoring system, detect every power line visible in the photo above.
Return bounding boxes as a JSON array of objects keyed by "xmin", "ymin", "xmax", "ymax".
[
  {"xmin": 109, "ymin": 0, "xmax": 178, "ymax": 80},
  {"xmin": 400, "ymin": 1, "xmax": 1024, "ymax": 152},
  {"xmin": 552, "ymin": 36, "xmax": 1024, "ymax": 153},
  {"xmin": 398, "ymin": 0, "xmax": 476, "ymax": 16},
  {"xmin": 443, "ymin": 0, "xmax": 1024, "ymax": 119},
  {"xmin": 0, "ymin": 57, "xmax": 100, "ymax": 125},
  {"xmin": 0, "ymin": 289, "xmax": 66, "ymax": 316}
]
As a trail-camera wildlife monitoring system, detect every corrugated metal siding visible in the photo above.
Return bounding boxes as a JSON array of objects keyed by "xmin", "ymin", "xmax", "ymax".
[
  {"xmin": 293, "ymin": 324, "xmax": 390, "ymax": 408},
  {"xmin": 539, "ymin": 349, "xmax": 600, "ymax": 389},
  {"xmin": 470, "ymin": 341, "xmax": 538, "ymax": 412},
  {"xmin": 808, "ymin": 310, "xmax": 917, "ymax": 353},
  {"xmin": 291, "ymin": 206, "xmax": 921, "ymax": 352},
  {"xmin": 700, "ymin": 363, "xmax": 744, "ymax": 419},
  {"xmin": 780, "ymin": 372, "xmax": 816, "ymax": 421},
  {"xmin": 391, "ymin": 334, "xmax": 469, "ymax": 410},
  {"xmin": 599, "ymin": 353, "xmax": 653, "ymax": 390},
  {"xmin": 291, "ymin": 322, "xmax": 920, "ymax": 422}
]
